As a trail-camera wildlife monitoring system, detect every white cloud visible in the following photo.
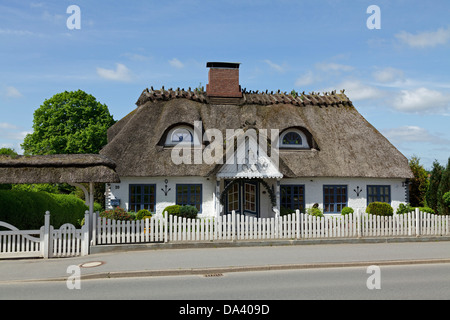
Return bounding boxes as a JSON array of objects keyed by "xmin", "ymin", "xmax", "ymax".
[
  {"xmin": 122, "ymin": 52, "xmax": 152, "ymax": 62},
  {"xmin": 295, "ymin": 71, "xmax": 316, "ymax": 86},
  {"xmin": 0, "ymin": 123, "xmax": 19, "ymax": 130},
  {"xmin": 383, "ymin": 126, "xmax": 450, "ymax": 145},
  {"xmin": 0, "ymin": 28, "xmax": 35, "ymax": 36},
  {"xmin": 373, "ymin": 67, "xmax": 404, "ymax": 83},
  {"xmin": 332, "ymin": 80, "xmax": 382, "ymax": 101},
  {"xmin": 315, "ymin": 62, "xmax": 354, "ymax": 73},
  {"xmin": 30, "ymin": 2, "xmax": 44, "ymax": 8},
  {"xmin": 396, "ymin": 27, "xmax": 450, "ymax": 48},
  {"xmin": 168, "ymin": 58, "xmax": 184, "ymax": 69},
  {"xmin": 42, "ymin": 10, "xmax": 65, "ymax": 24},
  {"xmin": 4, "ymin": 86, "xmax": 23, "ymax": 98},
  {"xmin": 263, "ymin": 59, "xmax": 285, "ymax": 73},
  {"xmin": 7, "ymin": 131, "xmax": 31, "ymax": 141},
  {"xmin": 96, "ymin": 63, "xmax": 133, "ymax": 82},
  {"xmin": 0, "ymin": 123, "xmax": 30, "ymax": 153},
  {"xmin": 392, "ymin": 87, "xmax": 450, "ymax": 113}
]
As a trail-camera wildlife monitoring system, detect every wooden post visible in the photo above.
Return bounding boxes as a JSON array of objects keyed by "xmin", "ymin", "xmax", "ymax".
[
  {"xmin": 415, "ymin": 207, "xmax": 420, "ymax": 237},
  {"xmin": 232, "ymin": 210, "xmax": 236, "ymax": 241},
  {"xmin": 42, "ymin": 211, "xmax": 51, "ymax": 259},
  {"xmin": 82, "ymin": 211, "xmax": 90, "ymax": 256},
  {"xmin": 357, "ymin": 209, "xmax": 362, "ymax": 238},
  {"xmin": 216, "ymin": 179, "xmax": 221, "ymax": 219}
]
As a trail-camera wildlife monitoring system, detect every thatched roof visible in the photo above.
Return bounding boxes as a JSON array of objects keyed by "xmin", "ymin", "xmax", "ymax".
[
  {"xmin": 100, "ymin": 87, "xmax": 413, "ymax": 180},
  {"xmin": 0, "ymin": 154, "xmax": 120, "ymax": 184}
]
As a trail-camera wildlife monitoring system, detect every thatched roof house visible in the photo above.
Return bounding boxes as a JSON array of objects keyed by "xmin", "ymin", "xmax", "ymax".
[
  {"xmin": 100, "ymin": 62, "xmax": 412, "ymax": 217},
  {"xmin": 102, "ymin": 88, "xmax": 411, "ymax": 180}
]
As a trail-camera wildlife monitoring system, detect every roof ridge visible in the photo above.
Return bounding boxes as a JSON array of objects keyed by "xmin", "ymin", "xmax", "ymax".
[{"xmin": 136, "ymin": 86, "xmax": 353, "ymax": 107}]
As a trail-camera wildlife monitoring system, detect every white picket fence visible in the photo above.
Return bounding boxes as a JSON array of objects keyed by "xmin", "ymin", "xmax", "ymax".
[
  {"xmin": 93, "ymin": 209, "xmax": 450, "ymax": 245},
  {"xmin": 0, "ymin": 211, "xmax": 90, "ymax": 259},
  {"xmin": 2, "ymin": 209, "xmax": 449, "ymax": 258}
]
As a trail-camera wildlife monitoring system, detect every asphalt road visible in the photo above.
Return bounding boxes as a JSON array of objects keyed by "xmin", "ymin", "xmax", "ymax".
[{"xmin": 1, "ymin": 263, "xmax": 450, "ymax": 300}]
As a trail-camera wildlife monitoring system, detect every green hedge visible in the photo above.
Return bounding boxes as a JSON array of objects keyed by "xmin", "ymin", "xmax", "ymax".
[
  {"xmin": 396, "ymin": 203, "xmax": 435, "ymax": 215},
  {"xmin": 0, "ymin": 190, "xmax": 88, "ymax": 230},
  {"xmin": 366, "ymin": 202, "xmax": 394, "ymax": 216},
  {"xmin": 163, "ymin": 204, "xmax": 198, "ymax": 219}
]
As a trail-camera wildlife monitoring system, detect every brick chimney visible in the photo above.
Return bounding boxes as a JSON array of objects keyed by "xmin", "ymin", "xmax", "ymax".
[{"xmin": 206, "ymin": 62, "xmax": 242, "ymax": 98}]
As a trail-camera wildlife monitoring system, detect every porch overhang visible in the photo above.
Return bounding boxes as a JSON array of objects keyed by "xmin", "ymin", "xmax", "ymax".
[
  {"xmin": 0, "ymin": 153, "xmax": 120, "ymax": 219},
  {"xmin": 216, "ymin": 156, "xmax": 283, "ymax": 180}
]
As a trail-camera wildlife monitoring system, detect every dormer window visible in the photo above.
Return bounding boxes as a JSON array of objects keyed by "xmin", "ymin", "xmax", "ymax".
[
  {"xmin": 164, "ymin": 125, "xmax": 200, "ymax": 147},
  {"xmin": 279, "ymin": 129, "xmax": 309, "ymax": 149},
  {"xmin": 171, "ymin": 128, "xmax": 193, "ymax": 143},
  {"xmin": 282, "ymin": 132, "xmax": 302, "ymax": 145}
]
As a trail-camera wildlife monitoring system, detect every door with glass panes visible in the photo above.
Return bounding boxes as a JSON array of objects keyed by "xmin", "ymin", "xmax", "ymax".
[{"xmin": 226, "ymin": 180, "xmax": 259, "ymax": 217}]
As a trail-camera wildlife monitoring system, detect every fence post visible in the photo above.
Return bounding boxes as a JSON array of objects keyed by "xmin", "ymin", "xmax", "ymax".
[
  {"xmin": 82, "ymin": 210, "xmax": 90, "ymax": 256},
  {"xmin": 415, "ymin": 208, "xmax": 420, "ymax": 236},
  {"xmin": 92, "ymin": 211, "xmax": 97, "ymax": 246},
  {"xmin": 164, "ymin": 213, "xmax": 168, "ymax": 243},
  {"xmin": 231, "ymin": 210, "xmax": 236, "ymax": 241},
  {"xmin": 357, "ymin": 209, "xmax": 361, "ymax": 238},
  {"xmin": 42, "ymin": 211, "xmax": 51, "ymax": 259}
]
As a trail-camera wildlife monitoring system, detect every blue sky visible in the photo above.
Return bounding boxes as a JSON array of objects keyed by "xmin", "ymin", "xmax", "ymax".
[{"xmin": 0, "ymin": 0, "xmax": 449, "ymax": 169}]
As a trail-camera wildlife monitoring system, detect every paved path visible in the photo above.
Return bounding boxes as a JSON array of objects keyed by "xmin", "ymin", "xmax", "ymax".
[{"xmin": 1, "ymin": 238, "xmax": 450, "ymax": 283}]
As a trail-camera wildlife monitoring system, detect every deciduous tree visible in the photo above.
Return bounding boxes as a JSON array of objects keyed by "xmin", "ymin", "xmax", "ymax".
[{"xmin": 22, "ymin": 90, "xmax": 115, "ymax": 155}]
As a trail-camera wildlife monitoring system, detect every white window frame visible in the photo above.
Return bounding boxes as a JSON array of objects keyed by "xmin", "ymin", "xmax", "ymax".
[
  {"xmin": 279, "ymin": 129, "xmax": 310, "ymax": 149},
  {"xmin": 164, "ymin": 126, "xmax": 201, "ymax": 147}
]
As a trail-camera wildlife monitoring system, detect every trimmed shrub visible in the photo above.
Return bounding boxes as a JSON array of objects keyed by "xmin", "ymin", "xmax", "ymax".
[
  {"xmin": 0, "ymin": 190, "xmax": 87, "ymax": 229},
  {"xmin": 341, "ymin": 207, "xmax": 354, "ymax": 216},
  {"xmin": 443, "ymin": 192, "xmax": 450, "ymax": 209},
  {"xmin": 306, "ymin": 206, "xmax": 324, "ymax": 217},
  {"xmin": 162, "ymin": 205, "xmax": 198, "ymax": 219},
  {"xmin": 396, "ymin": 203, "xmax": 413, "ymax": 215},
  {"xmin": 396, "ymin": 203, "xmax": 435, "ymax": 215},
  {"xmin": 179, "ymin": 205, "xmax": 198, "ymax": 219},
  {"xmin": 280, "ymin": 206, "xmax": 295, "ymax": 216},
  {"xmin": 99, "ymin": 206, "xmax": 134, "ymax": 221},
  {"xmin": 419, "ymin": 207, "xmax": 435, "ymax": 214},
  {"xmin": 163, "ymin": 205, "xmax": 181, "ymax": 217},
  {"xmin": 136, "ymin": 209, "xmax": 152, "ymax": 220},
  {"xmin": 366, "ymin": 202, "xmax": 393, "ymax": 216}
]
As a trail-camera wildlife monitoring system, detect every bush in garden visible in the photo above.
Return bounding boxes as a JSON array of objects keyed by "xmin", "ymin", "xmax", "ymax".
[
  {"xmin": 396, "ymin": 203, "xmax": 413, "ymax": 215},
  {"xmin": 100, "ymin": 206, "xmax": 134, "ymax": 221},
  {"xmin": 396, "ymin": 203, "xmax": 435, "ymax": 215},
  {"xmin": 163, "ymin": 205, "xmax": 181, "ymax": 217},
  {"xmin": 419, "ymin": 207, "xmax": 435, "ymax": 214},
  {"xmin": 443, "ymin": 192, "xmax": 450, "ymax": 211},
  {"xmin": 306, "ymin": 206, "xmax": 324, "ymax": 217},
  {"xmin": 136, "ymin": 209, "xmax": 152, "ymax": 220},
  {"xmin": 341, "ymin": 207, "xmax": 354, "ymax": 216},
  {"xmin": 179, "ymin": 205, "xmax": 198, "ymax": 219},
  {"xmin": 162, "ymin": 205, "xmax": 198, "ymax": 219},
  {"xmin": 366, "ymin": 202, "xmax": 393, "ymax": 216},
  {"xmin": 280, "ymin": 206, "xmax": 296, "ymax": 216},
  {"xmin": 0, "ymin": 190, "xmax": 87, "ymax": 229}
]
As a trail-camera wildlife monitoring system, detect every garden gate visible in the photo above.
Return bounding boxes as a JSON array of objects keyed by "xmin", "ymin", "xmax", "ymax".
[{"xmin": 0, "ymin": 211, "xmax": 90, "ymax": 259}]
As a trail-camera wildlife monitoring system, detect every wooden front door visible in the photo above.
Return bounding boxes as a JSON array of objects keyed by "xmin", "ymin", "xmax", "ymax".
[{"xmin": 226, "ymin": 180, "xmax": 259, "ymax": 217}]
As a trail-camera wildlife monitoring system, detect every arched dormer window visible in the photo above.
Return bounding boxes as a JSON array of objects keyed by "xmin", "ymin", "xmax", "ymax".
[
  {"xmin": 164, "ymin": 125, "xmax": 201, "ymax": 147},
  {"xmin": 279, "ymin": 128, "xmax": 310, "ymax": 149},
  {"xmin": 171, "ymin": 128, "xmax": 193, "ymax": 143}
]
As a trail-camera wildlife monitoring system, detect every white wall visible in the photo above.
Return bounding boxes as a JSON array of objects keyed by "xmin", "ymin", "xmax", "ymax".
[
  {"xmin": 280, "ymin": 177, "xmax": 407, "ymax": 214},
  {"xmin": 106, "ymin": 176, "xmax": 408, "ymax": 218},
  {"xmin": 107, "ymin": 176, "xmax": 216, "ymax": 217}
]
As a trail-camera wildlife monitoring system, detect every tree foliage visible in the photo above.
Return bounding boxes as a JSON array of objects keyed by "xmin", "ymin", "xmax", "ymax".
[
  {"xmin": 408, "ymin": 156, "xmax": 429, "ymax": 207},
  {"xmin": 437, "ymin": 158, "xmax": 450, "ymax": 215},
  {"xmin": 21, "ymin": 90, "xmax": 116, "ymax": 155},
  {"xmin": 425, "ymin": 160, "xmax": 444, "ymax": 213}
]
